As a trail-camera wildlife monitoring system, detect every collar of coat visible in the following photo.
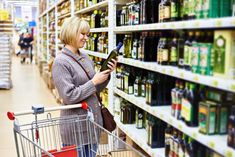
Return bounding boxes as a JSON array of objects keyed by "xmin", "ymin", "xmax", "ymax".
[{"xmin": 62, "ymin": 47, "xmax": 86, "ymax": 61}]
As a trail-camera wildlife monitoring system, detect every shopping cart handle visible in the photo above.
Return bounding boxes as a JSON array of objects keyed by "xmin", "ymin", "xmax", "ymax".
[
  {"xmin": 7, "ymin": 112, "xmax": 15, "ymax": 120},
  {"xmin": 7, "ymin": 102, "xmax": 89, "ymax": 120}
]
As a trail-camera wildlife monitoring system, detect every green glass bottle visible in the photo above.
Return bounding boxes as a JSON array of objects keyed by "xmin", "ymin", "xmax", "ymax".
[
  {"xmin": 134, "ymin": 76, "xmax": 142, "ymax": 97},
  {"xmin": 100, "ymin": 42, "xmax": 123, "ymax": 71},
  {"xmin": 123, "ymin": 35, "xmax": 132, "ymax": 58}
]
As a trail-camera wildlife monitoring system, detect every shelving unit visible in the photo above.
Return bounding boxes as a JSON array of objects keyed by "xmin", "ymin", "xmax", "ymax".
[
  {"xmin": 115, "ymin": 116, "xmax": 165, "ymax": 157},
  {"xmin": 38, "ymin": 0, "xmax": 235, "ymax": 156},
  {"xmin": 114, "ymin": 88, "xmax": 235, "ymax": 157},
  {"xmin": 118, "ymin": 57, "xmax": 235, "ymax": 93},
  {"xmin": 74, "ymin": 0, "xmax": 108, "ymax": 15},
  {"xmin": 114, "ymin": 17, "xmax": 235, "ymax": 33},
  {"xmin": 81, "ymin": 49, "xmax": 108, "ymax": 59}
]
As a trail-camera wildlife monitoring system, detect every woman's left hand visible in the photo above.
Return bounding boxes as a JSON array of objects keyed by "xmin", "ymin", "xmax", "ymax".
[{"xmin": 107, "ymin": 59, "xmax": 118, "ymax": 72}]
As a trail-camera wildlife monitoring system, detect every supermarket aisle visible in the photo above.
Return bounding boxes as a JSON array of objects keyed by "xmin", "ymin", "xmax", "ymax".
[{"xmin": 0, "ymin": 56, "xmax": 58, "ymax": 157}]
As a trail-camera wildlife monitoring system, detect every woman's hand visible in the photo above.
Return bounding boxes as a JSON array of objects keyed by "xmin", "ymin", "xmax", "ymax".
[
  {"xmin": 92, "ymin": 69, "xmax": 111, "ymax": 86},
  {"xmin": 107, "ymin": 59, "xmax": 118, "ymax": 72}
]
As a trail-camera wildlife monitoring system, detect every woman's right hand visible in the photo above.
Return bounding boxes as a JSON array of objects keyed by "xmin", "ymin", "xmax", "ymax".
[{"xmin": 91, "ymin": 69, "xmax": 111, "ymax": 85}]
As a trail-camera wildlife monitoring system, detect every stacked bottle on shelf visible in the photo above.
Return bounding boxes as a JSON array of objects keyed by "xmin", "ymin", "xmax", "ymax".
[
  {"xmin": 120, "ymin": 30, "xmax": 235, "ymax": 79},
  {"xmin": 117, "ymin": 0, "xmax": 235, "ymax": 26},
  {"xmin": 115, "ymin": 95, "xmax": 225, "ymax": 156},
  {"xmin": 75, "ymin": 0, "xmax": 105, "ymax": 10},
  {"xmin": 81, "ymin": 9, "xmax": 108, "ymax": 28},
  {"xmin": 57, "ymin": 1, "xmax": 71, "ymax": 17},
  {"xmin": 165, "ymin": 125, "xmax": 223, "ymax": 157},
  {"xmin": 116, "ymin": 65, "xmax": 175, "ymax": 106},
  {"xmin": 85, "ymin": 33, "xmax": 108, "ymax": 53}
]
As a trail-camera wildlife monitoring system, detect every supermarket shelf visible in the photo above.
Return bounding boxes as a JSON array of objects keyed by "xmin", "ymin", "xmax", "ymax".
[
  {"xmin": 90, "ymin": 27, "xmax": 109, "ymax": 33},
  {"xmin": 75, "ymin": 1, "xmax": 108, "ymax": 15},
  {"xmin": 58, "ymin": 13, "xmax": 71, "ymax": 20},
  {"xmin": 81, "ymin": 49, "xmax": 108, "ymax": 59},
  {"xmin": 115, "ymin": 116, "xmax": 165, "ymax": 157},
  {"xmin": 118, "ymin": 57, "xmax": 235, "ymax": 93},
  {"xmin": 0, "ymin": 24, "xmax": 13, "ymax": 27},
  {"xmin": 114, "ymin": 88, "xmax": 235, "ymax": 157},
  {"xmin": 114, "ymin": 17, "xmax": 235, "ymax": 33}
]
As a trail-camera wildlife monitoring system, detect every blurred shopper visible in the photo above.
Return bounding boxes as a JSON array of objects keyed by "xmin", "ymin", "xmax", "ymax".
[{"xmin": 20, "ymin": 32, "xmax": 33, "ymax": 63}]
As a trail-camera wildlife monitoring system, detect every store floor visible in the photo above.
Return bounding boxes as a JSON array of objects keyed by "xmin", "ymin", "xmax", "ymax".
[{"xmin": 0, "ymin": 55, "xmax": 58, "ymax": 157}]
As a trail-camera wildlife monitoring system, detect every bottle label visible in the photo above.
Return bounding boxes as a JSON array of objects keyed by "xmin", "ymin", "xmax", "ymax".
[
  {"xmin": 173, "ymin": 139, "xmax": 179, "ymax": 156},
  {"xmin": 220, "ymin": 108, "xmax": 228, "ymax": 133},
  {"xmin": 146, "ymin": 83, "xmax": 149, "ymax": 103},
  {"xmin": 129, "ymin": 85, "xmax": 133, "ymax": 94},
  {"xmin": 132, "ymin": 46, "xmax": 137, "ymax": 59},
  {"xmin": 117, "ymin": 78, "xmax": 121, "ymax": 89},
  {"xmin": 184, "ymin": 45, "xmax": 189, "ymax": 65},
  {"xmin": 162, "ymin": 49, "xmax": 169, "ymax": 61},
  {"xmin": 182, "ymin": 98, "xmax": 192, "ymax": 122},
  {"xmin": 149, "ymin": 84, "xmax": 152, "ymax": 104},
  {"xmin": 171, "ymin": 47, "xmax": 177, "ymax": 62},
  {"xmin": 169, "ymin": 137, "xmax": 174, "ymax": 156},
  {"xmin": 124, "ymin": 75, "xmax": 128, "ymax": 93},
  {"xmin": 199, "ymin": 45, "xmax": 208, "ymax": 68},
  {"xmin": 134, "ymin": 84, "xmax": 138, "ymax": 96},
  {"xmin": 141, "ymin": 84, "xmax": 146, "ymax": 97},
  {"xmin": 171, "ymin": 2, "xmax": 177, "ymax": 18},
  {"xmin": 191, "ymin": 46, "xmax": 199, "ymax": 66},
  {"xmin": 165, "ymin": 133, "xmax": 171, "ymax": 145},
  {"xmin": 164, "ymin": 6, "xmax": 171, "ymax": 19}
]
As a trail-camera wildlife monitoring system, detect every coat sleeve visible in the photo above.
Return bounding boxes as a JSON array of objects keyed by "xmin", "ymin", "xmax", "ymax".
[{"xmin": 52, "ymin": 60, "xmax": 97, "ymax": 104}]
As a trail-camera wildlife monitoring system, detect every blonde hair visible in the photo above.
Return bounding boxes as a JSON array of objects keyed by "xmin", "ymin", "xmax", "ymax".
[{"xmin": 60, "ymin": 16, "xmax": 90, "ymax": 47}]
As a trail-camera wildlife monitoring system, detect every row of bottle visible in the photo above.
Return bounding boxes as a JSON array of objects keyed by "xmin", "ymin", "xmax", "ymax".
[
  {"xmin": 82, "ymin": 9, "xmax": 108, "ymax": 28},
  {"xmin": 116, "ymin": 65, "xmax": 175, "ymax": 106},
  {"xmin": 117, "ymin": 97, "xmax": 224, "ymax": 155},
  {"xmin": 117, "ymin": 0, "xmax": 235, "ymax": 26},
  {"xmin": 85, "ymin": 33, "xmax": 108, "ymax": 54},
  {"xmin": 75, "ymin": 0, "xmax": 105, "ymax": 10},
  {"xmin": 49, "ymin": 10, "xmax": 55, "ymax": 21},
  {"xmin": 165, "ymin": 125, "xmax": 223, "ymax": 157},
  {"xmin": 171, "ymin": 79, "xmax": 235, "ymax": 132},
  {"xmin": 57, "ymin": 1, "xmax": 70, "ymax": 17},
  {"xmin": 120, "ymin": 30, "xmax": 235, "ymax": 79}
]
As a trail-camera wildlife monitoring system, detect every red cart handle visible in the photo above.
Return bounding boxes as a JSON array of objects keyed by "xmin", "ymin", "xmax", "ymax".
[{"xmin": 7, "ymin": 102, "xmax": 89, "ymax": 121}]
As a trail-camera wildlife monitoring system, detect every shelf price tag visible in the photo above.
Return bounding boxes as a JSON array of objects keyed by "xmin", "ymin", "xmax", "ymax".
[
  {"xmin": 179, "ymin": 72, "xmax": 184, "ymax": 78},
  {"xmin": 208, "ymin": 141, "xmax": 215, "ymax": 149},
  {"xmin": 231, "ymin": 19, "xmax": 235, "ymax": 26},
  {"xmin": 169, "ymin": 70, "xmax": 174, "ymax": 75},
  {"xmin": 230, "ymin": 84, "xmax": 235, "ymax": 91},
  {"xmin": 178, "ymin": 124, "xmax": 183, "ymax": 130},
  {"xmin": 225, "ymin": 150, "xmax": 233, "ymax": 157},
  {"xmin": 194, "ymin": 21, "xmax": 200, "ymax": 27},
  {"xmin": 215, "ymin": 20, "xmax": 222, "ymax": 27},
  {"xmin": 192, "ymin": 132, "xmax": 198, "ymax": 139},
  {"xmin": 162, "ymin": 24, "xmax": 166, "ymax": 29},
  {"xmin": 170, "ymin": 24, "xmax": 175, "ymax": 28},
  {"xmin": 162, "ymin": 68, "xmax": 166, "ymax": 74},
  {"xmin": 193, "ymin": 75, "xmax": 199, "ymax": 82},
  {"xmin": 211, "ymin": 80, "xmax": 218, "ymax": 87}
]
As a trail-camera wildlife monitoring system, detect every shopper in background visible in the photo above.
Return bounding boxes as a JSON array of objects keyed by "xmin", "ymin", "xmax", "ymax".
[
  {"xmin": 17, "ymin": 33, "xmax": 24, "ymax": 56},
  {"xmin": 20, "ymin": 32, "xmax": 33, "ymax": 63},
  {"xmin": 52, "ymin": 17, "xmax": 117, "ymax": 157}
]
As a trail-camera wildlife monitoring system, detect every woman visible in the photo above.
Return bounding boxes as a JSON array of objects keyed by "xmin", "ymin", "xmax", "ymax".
[{"xmin": 52, "ymin": 17, "xmax": 117, "ymax": 156}]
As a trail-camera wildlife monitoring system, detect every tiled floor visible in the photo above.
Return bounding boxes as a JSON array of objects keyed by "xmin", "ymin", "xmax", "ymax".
[{"xmin": 0, "ymin": 56, "xmax": 58, "ymax": 157}]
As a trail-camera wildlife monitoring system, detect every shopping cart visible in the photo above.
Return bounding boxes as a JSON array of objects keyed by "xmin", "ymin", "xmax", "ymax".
[{"xmin": 7, "ymin": 102, "xmax": 146, "ymax": 157}]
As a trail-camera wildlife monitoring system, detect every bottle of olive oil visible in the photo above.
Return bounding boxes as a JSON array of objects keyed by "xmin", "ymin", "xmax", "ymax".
[
  {"xmin": 100, "ymin": 42, "xmax": 123, "ymax": 71},
  {"xmin": 134, "ymin": 75, "xmax": 142, "ymax": 97}
]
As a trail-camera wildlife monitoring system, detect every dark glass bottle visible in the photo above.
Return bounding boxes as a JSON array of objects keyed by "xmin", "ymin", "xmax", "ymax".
[
  {"xmin": 178, "ymin": 133, "xmax": 186, "ymax": 157},
  {"xmin": 136, "ymin": 108, "xmax": 144, "ymax": 129},
  {"xmin": 165, "ymin": 124, "xmax": 173, "ymax": 157},
  {"xmin": 132, "ymin": 33, "xmax": 139, "ymax": 59},
  {"xmin": 163, "ymin": 0, "xmax": 171, "ymax": 22},
  {"xmin": 134, "ymin": 75, "xmax": 142, "ymax": 97},
  {"xmin": 141, "ymin": 76, "xmax": 147, "ymax": 97},
  {"xmin": 170, "ymin": 0, "xmax": 180, "ymax": 21},
  {"xmin": 175, "ymin": 81, "xmax": 184, "ymax": 120},
  {"xmin": 157, "ymin": 37, "xmax": 163, "ymax": 63},
  {"xmin": 150, "ymin": 0, "xmax": 160, "ymax": 23},
  {"xmin": 177, "ymin": 31, "xmax": 185, "ymax": 69},
  {"xmin": 171, "ymin": 80, "xmax": 180, "ymax": 117},
  {"xmin": 138, "ymin": 32, "xmax": 143, "ymax": 61},
  {"xmin": 100, "ymin": 42, "xmax": 123, "ymax": 71},
  {"xmin": 123, "ymin": 67, "xmax": 134, "ymax": 94},
  {"xmin": 184, "ymin": 31, "xmax": 194, "ymax": 71},
  {"xmin": 123, "ymin": 34, "xmax": 132, "ymax": 58},
  {"xmin": 146, "ymin": 73, "xmax": 158, "ymax": 106},
  {"xmin": 161, "ymin": 38, "xmax": 170, "ymax": 65},
  {"xmin": 170, "ymin": 32, "xmax": 179, "ymax": 66},
  {"xmin": 141, "ymin": 32, "xmax": 148, "ymax": 61},
  {"xmin": 228, "ymin": 106, "xmax": 235, "ymax": 148}
]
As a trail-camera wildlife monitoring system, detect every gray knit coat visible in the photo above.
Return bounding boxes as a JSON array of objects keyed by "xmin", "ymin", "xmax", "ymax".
[{"xmin": 52, "ymin": 47, "xmax": 109, "ymax": 145}]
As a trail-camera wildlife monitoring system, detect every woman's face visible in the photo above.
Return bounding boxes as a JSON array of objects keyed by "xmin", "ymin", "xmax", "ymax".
[{"xmin": 76, "ymin": 32, "xmax": 89, "ymax": 48}]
